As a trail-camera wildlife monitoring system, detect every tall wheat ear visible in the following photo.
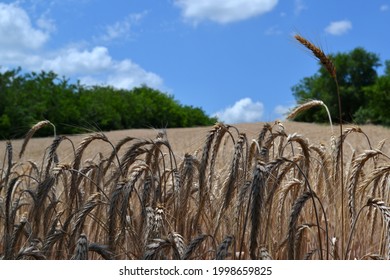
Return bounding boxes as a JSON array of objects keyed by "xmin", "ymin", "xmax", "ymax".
[
  {"xmin": 294, "ymin": 34, "xmax": 336, "ymax": 78},
  {"xmin": 294, "ymin": 33, "xmax": 345, "ymax": 258}
]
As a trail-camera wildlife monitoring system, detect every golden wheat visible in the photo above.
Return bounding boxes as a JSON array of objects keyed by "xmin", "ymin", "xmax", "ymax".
[{"xmin": 1, "ymin": 119, "xmax": 390, "ymax": 260}]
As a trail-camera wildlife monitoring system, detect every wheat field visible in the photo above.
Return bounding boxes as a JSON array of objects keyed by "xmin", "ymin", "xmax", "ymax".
[{"xmin": 1, "ymin": 120, "xmax": 390, "ymax": 260}]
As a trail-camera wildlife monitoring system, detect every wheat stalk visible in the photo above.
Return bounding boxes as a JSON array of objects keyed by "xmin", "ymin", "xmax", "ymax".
[
  {"xmin": 249, "ymin": 160, "xmax": 267, "ymax": 259},
  {"xmin": 347, "ymin": 150, "xmax": 383, "ymax": 225},
  {"xmin": 294, "ymin": 33, "xmax": 345, "ymax": 257},
  {"xmin": 215, "ymin": 133, "xmax": 245, "ymax": 235}
]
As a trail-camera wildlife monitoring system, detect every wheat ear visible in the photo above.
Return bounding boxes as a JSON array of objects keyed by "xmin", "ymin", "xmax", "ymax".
[
  {"xmin": 367, "ymin": 198, "xmax": 390, "ymax": 259},
  {"xmin": 216, "ymin": 235, "xmax": 234, "ymax": 260},
  {"xmin": 287, "ymin": 100, "xmax": 333, "ymax": 135},
  {"xmin": 19, "ymin": 120, "xmax": 56, "ymax": 158},
  {"xmin": 182, "ymin": 234, "xmax": 210, "ymax": 260},
  {"xmin": 294, "ymin": 34, "xmax": 336, "ymax": 78},
  {"xmin": 1, "ymin": 141, "xmax": 13, "ymax": 191},
  {"xmin": 287, "ymin": 191, "xmax": 313, "ymax": 259},
  {"xmin": 71, "ymin": 234, "xmax": 89, "ymax": 260}
]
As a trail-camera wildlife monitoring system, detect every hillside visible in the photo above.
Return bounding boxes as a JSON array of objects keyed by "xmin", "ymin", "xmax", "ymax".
[{"xmin": 3, "ymin": 121, "xmax": 390, "ymax": 163}]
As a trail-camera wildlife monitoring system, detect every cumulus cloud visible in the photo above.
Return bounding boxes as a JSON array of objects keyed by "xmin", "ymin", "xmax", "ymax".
[
  {"xmin": 0, "ymin": 3, "xmax": 49, "ymax": 50},
  {"xmin": 0, "ymin": 3, "xmax": 163, "ymax": 90},
  {"xmin": 39, "ymin": 47, "xmax": 163, "ymax": 89},
  {"xmin": 325, "ymin": 20, "xmax": 352, "ymax": 36},
  {"xmin": 214, "ymin": 98, "xmax": 264, "ymax": 124},
  {"xmin": 106, "ymin": 59, "xmax": 163, "ymax": 89},
  {"xmin": 174, "ymin": 0, "xmax": 278, "ymax": 24},
  {"xmin": 41, "ymin": 47, "xmax": 112, "ymax": 75},
  {"xmin": 37, "ymin": 15, "xmax": 57, "ymax": 33}
]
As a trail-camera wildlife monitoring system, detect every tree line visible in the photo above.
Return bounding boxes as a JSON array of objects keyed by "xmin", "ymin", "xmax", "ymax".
[
  {"xmin": 2, "ymin": 46, "xmax": 388, "ymax": 139},
  {"xmin": 0, "ymin": 68, "xmax": 217, "ymax": 138},
  {"xmin": 291, "ymin": 47, "xmax": 390, "ymax": 126}
]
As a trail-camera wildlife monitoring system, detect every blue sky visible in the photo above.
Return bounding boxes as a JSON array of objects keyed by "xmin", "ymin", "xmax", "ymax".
[{"xmin": 1, "ymin": 0, "xmax": 389, "ymax": 123}]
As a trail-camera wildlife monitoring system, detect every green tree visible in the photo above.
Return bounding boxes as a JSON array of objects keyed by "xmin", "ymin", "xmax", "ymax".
[
  {"xmin": 78, "ymin": 86, "xmax": 124, "ymax": 131},
  {"xmin": 0, "ymin": 68, "xmax": 216, "ymax": 138},
  {"xmin": 354, "ymin": 60, "xmax": 390, "ymax": 125},
  {"xmin": 291, "ymin": 47, "xmax": 381, "ymax": 123}
]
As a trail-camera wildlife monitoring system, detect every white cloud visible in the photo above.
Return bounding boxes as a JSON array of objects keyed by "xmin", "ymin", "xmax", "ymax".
[
  {"xmin": 36, "ymin": 15, "xmax": 56, "ymax": 33},
  {"xmin": 174, "ymin": 0, "xmax": 278, "ymax": 24},
  {"xmin": 97, "ymin": 12, "xmax": 147, "ymax": 42},
  {"xmin": 39, "ymin": 47, "xmax": 163, "ymax": 89},
  {"xmin": 265, "ymin": 25, "xmax": 282, "ymax": 36},
  {"xmin": 0, "ymin": 4, "xmax": 163, "ymax": 90},
  {"xmin": 325, "ymin": 20, "xmax": 352, "ymax": 36},
  {"xmin": 214, "ymin": 98, "xmax": 264, "ymax": 124},
  {"xmin": 41, "ymin": 47, "xmax": 112, "ymax": 75},
  {"xmin": 274, "ymin": 104, "xmax": 294, "ymax": 119},
  {"xmin": 294, "ymin": 0, "xmax": 307, "ymax": 15},
  {"xmin": 380, "ymin": 5, "xmax": 389, "ymax": 11},
  {"xmin": 0, "ymin": 3, "xmax": 49, "ymax": 50},
  {"xmin": 106, "ymin": 59, "xmax": 163, "ymax": 89}
]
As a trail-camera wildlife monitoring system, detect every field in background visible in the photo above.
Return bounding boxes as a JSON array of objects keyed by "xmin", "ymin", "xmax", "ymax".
[
  {"xmin": 7, "ymin": 122, "xmax": 390, "ymax": 161},
  {"xmin": 1, "ymin": 121, "xmax": 390, "ymax": 260}
]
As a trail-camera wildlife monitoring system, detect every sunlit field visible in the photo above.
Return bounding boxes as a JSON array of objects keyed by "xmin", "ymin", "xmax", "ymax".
[{"xmin": 1, "ymin": 120, "xmax": 390, "ymax": 260}]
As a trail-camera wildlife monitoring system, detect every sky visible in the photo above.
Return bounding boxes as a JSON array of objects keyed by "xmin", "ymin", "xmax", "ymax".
[{"xmin": 1, "ymin": 0, "xmax": 389, "ymax": 123}]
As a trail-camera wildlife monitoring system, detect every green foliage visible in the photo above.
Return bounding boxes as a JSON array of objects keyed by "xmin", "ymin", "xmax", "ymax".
[
  {"xmin": 291, "ymin": 47, "xmax": 390, "ymax": 125},
  {"xmin": 355, "ymin": 62, "xmax": 390, "ymax": 126},
  {"xmin": 0, "ymin": 67, "xmax": 216, "ymax": 139}
]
